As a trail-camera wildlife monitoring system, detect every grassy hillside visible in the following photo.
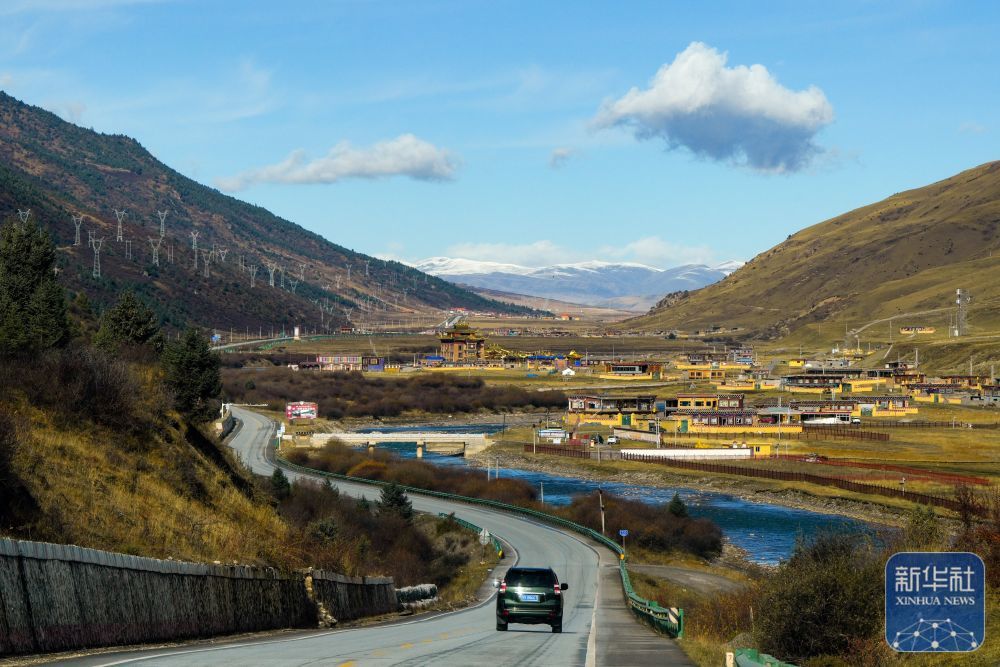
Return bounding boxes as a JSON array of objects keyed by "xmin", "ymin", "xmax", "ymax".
[
  {"xmin": 632, "ymin": 162, "xmax": 1000, "ymax": 347},
  {"xmin": 0, "ymin": 92, "xmax": 534, "ymax": 330},
  {"xmin": 0, "ymin": 349, "xmax": 290, "ymax": 565}
]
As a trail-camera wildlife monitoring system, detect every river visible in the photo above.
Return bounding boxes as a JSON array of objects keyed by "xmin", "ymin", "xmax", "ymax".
[{"xmin": 358, "ymin": 424, "xmax": 870, "ymax": 565}]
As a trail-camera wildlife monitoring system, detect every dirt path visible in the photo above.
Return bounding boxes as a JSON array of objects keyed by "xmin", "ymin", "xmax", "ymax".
[{"xmin": 627, "ymin": 565, "xmax": 745, "ymax": 595}]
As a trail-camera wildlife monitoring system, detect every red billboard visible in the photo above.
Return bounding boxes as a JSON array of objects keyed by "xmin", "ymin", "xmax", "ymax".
[{"xmin": 285, "ymin": 401, "xmax": 318, "ymax": 420}]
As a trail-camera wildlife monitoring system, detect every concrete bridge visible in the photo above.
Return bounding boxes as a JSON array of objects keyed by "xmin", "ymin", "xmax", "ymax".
[{"xmin": 310, "ymin": 432, "xmax": 492, "ymax": 457}]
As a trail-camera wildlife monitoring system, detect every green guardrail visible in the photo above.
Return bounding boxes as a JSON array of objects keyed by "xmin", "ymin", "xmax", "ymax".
[
  {"xmin": 438, "ymin": 513, "xmax": 504, "ymax": 559},
  {"xmin": 274, "ymin": 443, "xmax": 683, "ymax": 638},
  {"xmin": 734, "ymin": 648, "xmax": 798, "ymax": 667}
]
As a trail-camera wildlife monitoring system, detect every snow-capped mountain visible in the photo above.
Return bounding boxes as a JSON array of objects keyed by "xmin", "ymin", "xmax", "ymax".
[{"xmin": 412, "ymin": 257, "xmax": 743, "ymax": 311}]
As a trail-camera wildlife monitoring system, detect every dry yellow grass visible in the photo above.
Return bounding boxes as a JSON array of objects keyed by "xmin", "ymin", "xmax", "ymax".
[{"xmin": 9, "ymin": 399, "xmax": 289, "ymax": 566}]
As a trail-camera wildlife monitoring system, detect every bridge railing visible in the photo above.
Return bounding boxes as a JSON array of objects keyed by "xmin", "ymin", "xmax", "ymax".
[{"xmin": 275, "ymin": 445, "xmax": 684, "ymax": 638}]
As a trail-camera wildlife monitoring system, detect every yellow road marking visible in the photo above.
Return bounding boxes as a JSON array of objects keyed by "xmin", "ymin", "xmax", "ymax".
[
  {"xmin": 421, "ymin": 639, "xmax": 433, "ymax": 644},
  {"xmin": 439, "ymin": 632, "xmax": 449, "ymax": 639},
  {"xmin": 401, "ymin": 642, "xmax": 414, "ymax": 649},
  {"xmin": 336, "ymin": 662, "xmax": 355, "ymax": 667}
]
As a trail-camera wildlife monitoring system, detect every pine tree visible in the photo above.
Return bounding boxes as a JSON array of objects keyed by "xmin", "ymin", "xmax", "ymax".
[
  {"xmin": 270, "ymin": 468, "xmax": 291, "ymax": 500},
  {"xmin": 379, "ymin": 481, "xmax": 413, "ymax": 522},
  {"xmin": 667, "ymin": 492, "xmax": 689, "ymax": 518},
  {"xmin": 161, "ymin": 327, "xmax": 222, "ymax": 421},
  {"xmin": 0, "ymin": 219, "xmax": 69, "ymax": 356},
  {"xmin": 94, "ymin": 290, "xmax": 162, "ymax": 352}
]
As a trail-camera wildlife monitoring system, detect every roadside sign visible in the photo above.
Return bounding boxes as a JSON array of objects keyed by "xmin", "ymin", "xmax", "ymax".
[
  {"xmin": 619, "ymin": 529, "xmax": 629, "ymax": 537},
  {"xmin": 479, "ymin": 529, "xmax": 491, "ymax": 546},
  {"xmin": 285, "ymin": 401, "xmax": 318, "ymax": 420},
  {"xmin": 886, "ymin": 552, "xmax": 985, "ymax": 652}
]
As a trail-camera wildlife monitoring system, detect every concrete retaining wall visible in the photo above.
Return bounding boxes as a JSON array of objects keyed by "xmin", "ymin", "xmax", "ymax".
[
  {"xmin": 0, "ymin": 538, "xmax": 395, "ymax": 657},
  {"xmin": 309, "ymin": 570, "xmax": 397, "ymax": 621}
]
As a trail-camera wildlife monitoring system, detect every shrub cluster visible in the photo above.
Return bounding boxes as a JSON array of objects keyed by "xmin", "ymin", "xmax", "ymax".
[
  {"xmin": 287, "ymin": 443, "xmax": 724, "ymax": 560},
  {"xmin": 274, "ymin": 478, "xmax": 471, "ymax": 587},
  {"xmin": 558, "ymin": 491, "xmax": 723, "ymax": 560},
  {"xmin": 0, "ymin": 346, "xmax": 144, "ymax": 432},
  {"xmin": 222, "ymin": 369, "xmax": 566, "ymax": 418}
]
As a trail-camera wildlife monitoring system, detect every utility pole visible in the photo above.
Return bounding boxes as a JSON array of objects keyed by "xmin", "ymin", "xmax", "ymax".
[
  {"xmin": 598, "ymin": 489, "xmax": 606, "ymax": 535},
  {"xmin": 72, "ymin": 214, "xmax": 83, "ymax": 246}
]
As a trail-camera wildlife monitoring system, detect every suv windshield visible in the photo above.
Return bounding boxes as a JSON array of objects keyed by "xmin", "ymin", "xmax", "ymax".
[{"xmin": 506, "ymin": 570, "xmax": 554, "ymax": 587}]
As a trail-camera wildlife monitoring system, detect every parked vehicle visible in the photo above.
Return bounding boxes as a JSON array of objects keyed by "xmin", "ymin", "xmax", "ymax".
[
  {"xmin": 607, "ymin": 435, "xmax": 620, "ymax": 445},
  {"xmin": 495, "ymin": 567, "xmax": 568, "ymax": 632}
]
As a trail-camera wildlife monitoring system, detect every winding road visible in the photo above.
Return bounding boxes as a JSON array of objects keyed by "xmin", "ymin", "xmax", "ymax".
[{"xmin": 58, "ymin": 407, "xmax": 690, "ymax": 666}]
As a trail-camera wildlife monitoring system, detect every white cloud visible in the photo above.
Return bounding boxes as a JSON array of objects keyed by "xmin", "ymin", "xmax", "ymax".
[
  {"xmin": 593, "ymin": 42, "xmax": 834, "ymax": 173},
  {"xmin": 445, "ymin": 236, "xmax": 715, "ymax": 269},
  {"xmin": 548, "ymin": 147, "xmax": 574, "ymax": 168},
  {"xmin": 959, "ymin": 121, "xmax": 986, "ymax": 134},
  {"xmin": 216, "ymin": 134, "xmax": 458, "ymax": 191}
]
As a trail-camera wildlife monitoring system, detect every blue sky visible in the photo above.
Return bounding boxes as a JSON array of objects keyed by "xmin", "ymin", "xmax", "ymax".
[{"xmin": 1, "ymin": 1, "xmax": 997, "ymax": 268}]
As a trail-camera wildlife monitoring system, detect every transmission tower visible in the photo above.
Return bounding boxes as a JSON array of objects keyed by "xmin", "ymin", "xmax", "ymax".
[
  {"xmin": 16, "ymin": 209, "xmax": 31, "ymax": 224},
  {"xmin": 148, "ymin": 237, "xmax": 163, "ymax": 266},
  {"xmin": 335, "ymin": 275, "xmax": 341, "ymax": 290},
  {"xmin": 299, "ymin": 262, "xmax": 306, "ymax": 281},
  {"xmin": 347, "ymin": 265, "xmax": 352, "ymax": 280},
  {"xmin": 91, "ymin": 238, "xmax": 105, "ymax": 278},
  {"xmin": 113, "ymin": 209, "xmax": 126, "ymax": 242},
  {"xmin": 365, "ymin": 259, "xmax": 370, "ymax": 277},
  {"xmin": 217, "ymin": 247, "xmax": 228, "ymax": 263},
  {"xmin": 167, "ymin": 243, "xmax": 174, "ymax": 264},
  {"xmin": 289, "ymin": 279, "xmax": 299, "ymax": 293},
  {"xmin": 72, "ymin": 214, "xmax": 84, "ymax": 246},
  {"xmin": 201, "ymin": 249, "xmax": 213, "ymax": 277},
  {"xmin": 955, "ymin": 289, "xmax": 970, "ymax": 336},
  {"xmin": 279, "ymin": 266, "xmax": 286, "ymax": 289},
  {"xmin": 190, "ymin": 231, "xmax": 200, "ymax": 269},
  {"xmin": 248, "ymin": 264, "xmax": 259, "ymax": 288},
  {"xmin": 124, "ymin": 239, "xmax": 132, "ymax": 260},
  {"xmin": 87, "ymin": 229, "xmax": 95, "ymax": 249},
  {"xmin": 265, "ymin": 261, "xmax": 278, "ymax": 287},
  {"xmin": 156, "ymin": 210, "xmax": 168, "ymax": 237}
]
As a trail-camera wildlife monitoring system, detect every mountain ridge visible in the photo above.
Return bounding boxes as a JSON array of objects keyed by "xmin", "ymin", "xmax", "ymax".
[
  {"xmin": 630, "ymin": 161, "xmax": 1000, "ymax": 339},
  {"xmin": 0, "ymin": 91, "xmax": 533, "ymax": 329},
  {"xmin": 415, "ymin": 257, "xmax": 743, "ymax": 311}
]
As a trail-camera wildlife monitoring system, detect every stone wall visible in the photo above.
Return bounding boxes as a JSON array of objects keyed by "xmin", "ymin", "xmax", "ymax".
[{"xmin": 0, "ymin": 538, "xmax": 396, "ymax": 657}]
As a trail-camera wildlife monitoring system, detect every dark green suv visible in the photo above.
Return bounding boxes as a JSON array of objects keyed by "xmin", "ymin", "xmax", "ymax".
[{"xmin": 495, "ymin": 567, "xmax": 568, "ymax": 633}]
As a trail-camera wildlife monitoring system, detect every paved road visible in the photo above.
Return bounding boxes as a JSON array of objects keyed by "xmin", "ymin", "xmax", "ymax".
[{"xmin": 59, "ymin": 408, "xmax": 690, "ymax": 666}]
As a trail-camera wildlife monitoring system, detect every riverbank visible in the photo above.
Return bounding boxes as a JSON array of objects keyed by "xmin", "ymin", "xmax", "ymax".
[
  {"xmin": 468, "ymin": 445, "xmax": 914, "ymax": 529},
  {"xmin": 326, "ymin": 410, "xmax": 925, "ymax": 528}
]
